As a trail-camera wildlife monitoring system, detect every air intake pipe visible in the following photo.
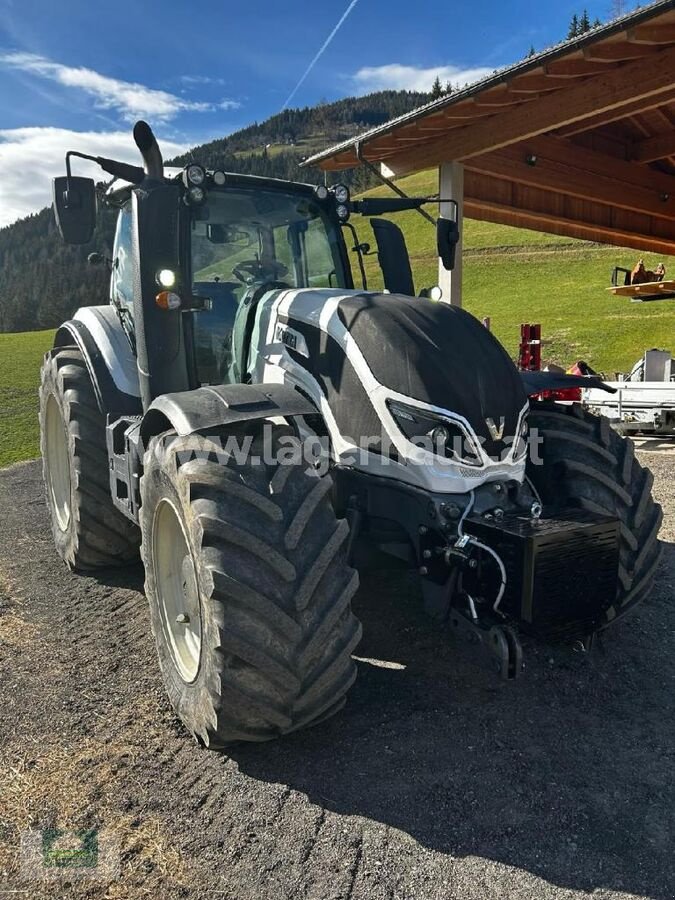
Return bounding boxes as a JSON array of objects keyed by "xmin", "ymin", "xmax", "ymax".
[
  {"xmin": 133, "ymin": 120, "xmax": 164, "ymax": 181},
  {"xmin": 130, "ymin": 121, "xmax": 190, "ymax": 409}
]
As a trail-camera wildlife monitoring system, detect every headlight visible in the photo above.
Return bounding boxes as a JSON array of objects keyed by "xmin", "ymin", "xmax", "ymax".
[
  {"xmin": 387, "ymin": 400, "xmax": 482, "ymax": 467},
  {"xmin": 336, "ymin": 203, "xmax": 350, "ymax": 222},
  {"xmin": 314, "ymin": 184, "xmax": 328, "ymax": 200},
  {"xmin": 334, "ymin": 183, "xmax": 349, "ymax": 204},
  {"xmin": 212, "ymin": 170, "xmax": 226, "ymax": 186},
  {"xmin": 183, "ymin": 164, "xmax": 205, "ymax": 186}
]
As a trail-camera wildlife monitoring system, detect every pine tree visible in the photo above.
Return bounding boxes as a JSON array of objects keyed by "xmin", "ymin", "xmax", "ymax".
[
  {"xmin": 568, "ymin": 13, "xmax": 579, "ymax": 38},
  {"xmin": 444, "ymin": 81, "xmax": 454, "ymax": 95},
  {"xmin": 527, "ymin": 45, "xmax": 536, "ymax": 57},
  {"xmin": 430, "ymin": 76, "xmax": 443, "ymax": 100},
  {"xmin": 580, "ymin": 9, "xmax": 591, "ymax": 33}
]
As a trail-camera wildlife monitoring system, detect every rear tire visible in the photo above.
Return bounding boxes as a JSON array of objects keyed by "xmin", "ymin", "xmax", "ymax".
[
  {"xmin": 527, "ymin": 402, "xmax": 663, "ymax": 627},
  {"xmin": 140, "ymin": 428, "xmax": 362, "ymax": 746},
  {"xmin": 39, "ymin": 346, "xmax": 140, "ymax": 570}
]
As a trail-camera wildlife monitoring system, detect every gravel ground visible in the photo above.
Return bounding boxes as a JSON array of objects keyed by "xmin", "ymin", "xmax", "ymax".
[{"xmin": 0, "ymin": 453, "xmax": 673, "ymax": 900}]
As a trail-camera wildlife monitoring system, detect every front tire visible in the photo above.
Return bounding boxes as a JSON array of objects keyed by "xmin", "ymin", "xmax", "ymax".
[
  {"xmin": 527, "ymin": 402, "xmax": 663, "ymax": 627},
  {"xmin": 39, "ymin": 347, "xmax": 140, "ymax": 570},
  {"xmin": 140, "ymin": 428, "xmax": 362, "ymax": 746}
]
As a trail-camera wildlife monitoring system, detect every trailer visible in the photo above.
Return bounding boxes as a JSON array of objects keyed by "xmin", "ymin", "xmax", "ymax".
[{"xmin": 583, "ymin": 350, "xmax": 675, "ymax": 436}]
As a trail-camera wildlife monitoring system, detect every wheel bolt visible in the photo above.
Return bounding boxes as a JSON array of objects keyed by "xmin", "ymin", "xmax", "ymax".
[{"xmin": 176, "ymin": 613, "xmax": 190, "ymax": 625}]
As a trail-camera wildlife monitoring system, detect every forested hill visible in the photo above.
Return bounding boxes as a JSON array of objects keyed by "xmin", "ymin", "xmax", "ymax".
[{"xmin": 0, "ymin": 90, "xmax": 429, "ymax": 332}]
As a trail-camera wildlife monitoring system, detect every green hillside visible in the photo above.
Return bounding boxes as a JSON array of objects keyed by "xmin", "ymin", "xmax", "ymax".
[
  {"xmin": 354, "ymin": 169, "xmax": 675, "ymax": 375},
  {"xmin": 0, "ymin": 330, "xmax": 54, "ymax": 467}
]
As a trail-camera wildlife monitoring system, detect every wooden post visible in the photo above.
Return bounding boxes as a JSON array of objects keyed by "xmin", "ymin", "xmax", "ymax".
[{"xmin": 438, "ymin": 161, "xmax": 464, "ymax": 306}]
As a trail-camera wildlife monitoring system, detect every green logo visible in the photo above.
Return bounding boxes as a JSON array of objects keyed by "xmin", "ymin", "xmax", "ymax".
[{"xmin": 41, "ymin": 828, "xmax": 99, "ymax": 869}]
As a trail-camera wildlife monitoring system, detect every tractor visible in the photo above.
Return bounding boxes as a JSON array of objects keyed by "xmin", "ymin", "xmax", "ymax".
[{"xmin": 40, "ymin": 121, "xmax": 663, "ymax": 747}]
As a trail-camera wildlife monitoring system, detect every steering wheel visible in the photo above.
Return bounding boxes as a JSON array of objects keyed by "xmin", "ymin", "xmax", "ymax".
[{"xmin": 233, "ymin": 259, "xmax": 289, "ymax": 286}]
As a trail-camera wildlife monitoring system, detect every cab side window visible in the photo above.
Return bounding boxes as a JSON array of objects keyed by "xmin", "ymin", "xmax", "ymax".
[{"xmin": 111, "ymin": 205, "xmax": 134, "ymax": 312}]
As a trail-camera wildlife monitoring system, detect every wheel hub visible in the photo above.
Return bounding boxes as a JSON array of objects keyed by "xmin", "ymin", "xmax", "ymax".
[
  {"xmin": 153, "ymin": 499, "xmax": 202, "ymax": 682},
  {"xmin": 44, "ymin": 394, "xmax": 71, "ymax": 532}
]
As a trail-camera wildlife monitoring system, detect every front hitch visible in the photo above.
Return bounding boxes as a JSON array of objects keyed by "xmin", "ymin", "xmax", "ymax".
[{"xmin": 449, "ymin": 607, "xmax": 524, "ymax": 680}]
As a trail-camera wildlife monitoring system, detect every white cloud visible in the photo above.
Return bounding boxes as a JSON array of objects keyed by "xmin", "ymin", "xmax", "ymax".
[
  {"xmin": 351, "ymin": 63, "xmax": 493, "ymax": 94},
  {"xmin": 0, "ymin": 127, "xmax": 188, "ymax": 228},
  {"xmin": 0, "ymin": 52, "xmax": 240, "ymax": 121}
]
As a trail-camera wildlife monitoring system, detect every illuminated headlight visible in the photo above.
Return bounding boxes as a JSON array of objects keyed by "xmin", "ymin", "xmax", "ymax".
[
  {"xmin": 336, "ymin": 203, "xmax": 350, "ymax": 222},
  {"xmin": 183, "ymin": 164, "xmax": 205, "ymax": 187},
  {"xmin": 156, "ymin": 268, "xmax": 176, "ymax": 288},
  {"xmin": 334, "ymin": 183, "xmax": 350, "ymax": 204},
  {"xmin": 212, "ymin": 170, "xmax": 226, "ymax": 186},
  {"xmin": 184, "ymin": 185, "xmax": 206, "ymax": 206},
  {"xmin": 387, "ymin": 401, "xmax": 482, "ymax": 467},
  {"xmin": 314, "ymin": 184, "xmax": 328, "ymax": 200}
]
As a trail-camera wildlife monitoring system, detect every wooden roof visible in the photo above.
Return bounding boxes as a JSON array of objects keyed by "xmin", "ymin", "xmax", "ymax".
[{"xmin": 304, "ymin": 0, "xmax": 675, "ymax": 255}]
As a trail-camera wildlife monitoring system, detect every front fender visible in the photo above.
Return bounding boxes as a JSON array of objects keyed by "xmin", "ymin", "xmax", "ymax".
[
  {"xmin": 521, "ymin": 370, "xmax": 616, "ymax": 397},
  {"xmin": 139, "ymin": 383, "xmax": 318, "ymax": 445}
]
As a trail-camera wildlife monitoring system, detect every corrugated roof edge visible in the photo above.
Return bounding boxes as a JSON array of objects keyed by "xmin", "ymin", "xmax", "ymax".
[{"xmin": 301, "ymin": 0, "xmax": 675, "ymax": 169}]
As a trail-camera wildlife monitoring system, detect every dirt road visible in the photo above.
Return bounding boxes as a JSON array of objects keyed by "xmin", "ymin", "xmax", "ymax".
[{"xmin": 1, "ymin": 456, "xmax": 674, "ymax": 900}]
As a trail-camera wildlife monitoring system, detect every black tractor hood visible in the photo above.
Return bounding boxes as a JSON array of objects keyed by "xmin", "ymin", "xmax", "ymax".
[{"xmin": 336, "ymin": 293, "xmax": 527, "ymax": 459}]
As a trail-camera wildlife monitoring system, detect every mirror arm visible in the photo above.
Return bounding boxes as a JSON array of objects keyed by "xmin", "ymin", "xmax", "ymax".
[
  {"xmin": 355, "ymin": 141, "xmax": 436, "ymax": 226},
  {"xmin": 342, "ymin": 222, "xmax": 368, "ymax": 291}
]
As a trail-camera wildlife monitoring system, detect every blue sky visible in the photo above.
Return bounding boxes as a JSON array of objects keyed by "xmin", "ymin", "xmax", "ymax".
[{"xmin": 0, "ymin": 0, "xmax": 614, "ymax": 225}]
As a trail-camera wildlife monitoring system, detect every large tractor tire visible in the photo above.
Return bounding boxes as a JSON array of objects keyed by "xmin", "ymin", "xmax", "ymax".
[
  {"xmin": 139, "ymin": 428, "xmax": 362, "ymax": 746},
  {"xmin": 39, "ymin": 347, "xmax": 140, "ymax": 570},
  {"xmin": 527, "ymin": 402, "xmax": 663, "ymax": 628}
]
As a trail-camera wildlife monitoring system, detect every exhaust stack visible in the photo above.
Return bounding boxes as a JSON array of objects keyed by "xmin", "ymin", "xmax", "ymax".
[{"xmin": 133, "ymin": 120, "xmax": 164, "ymax": 181}]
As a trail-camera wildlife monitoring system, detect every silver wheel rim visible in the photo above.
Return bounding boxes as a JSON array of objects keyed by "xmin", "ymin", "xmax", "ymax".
[
  {"xmin": 45, "ymin": 394, "xmax": 71, "ymax": 532},
  {"xmin": 152, "ymin": 498, "xmax": 202, "ymax": 683}
]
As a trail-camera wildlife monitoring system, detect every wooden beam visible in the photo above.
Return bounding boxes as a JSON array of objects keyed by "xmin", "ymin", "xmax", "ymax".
[
  {"xmin": 463, "ymin": 198, "xmax": 675, "ymax": 256},
  {"xmin": 631, "ymin": 130, "xmax": 675, "ymax": 162},
  {"xmin": 465, "ymin": 144, "xmax": 675, "ymax": 221},
  {"xmin": 506, "ymin": 134, "xmax": 675, "ymax": 197},
  {"xmin": 545, "ymin": 58, "xmax": 618, "ymax": 77},
  {"xmin": 627, "ymin": 24, "xmax": 675, "ymax": 45},
  {"xmin": 507, "ymin": 74, "xmax": 570, "ymax": 94},
  {"xmin": 377, "ymin": 46, "xmax": 675, "ymax": 176},
  {"xmin": 558, "ymin": 90, "xmax": 675, "ymax": 136},
  {"xmin": 583, "ymin": 42, "xmax": 656, "ymax": 62}
]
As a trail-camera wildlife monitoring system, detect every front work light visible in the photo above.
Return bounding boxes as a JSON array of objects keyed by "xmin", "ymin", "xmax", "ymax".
[
  {"xmin": 183, "ymin": 164, "xmax": 206, "ymax": 186},
  {"xmin": 336, "ymin": 204, "xmax": 350, "ymax": 222},
  {"xmin": 156, "ymin": 268, "xmax": 176, "ymax": 288},
  {"xmin": 333, "ymin": 184, "xmax": 350, "ymax": 204},
  {"xmin": 314, "ymin": 184, "xmax": 329, "ymax": 200},
  {"xmin": 184, "ymin": 186, "xmax": 206, "ymax": 206}
]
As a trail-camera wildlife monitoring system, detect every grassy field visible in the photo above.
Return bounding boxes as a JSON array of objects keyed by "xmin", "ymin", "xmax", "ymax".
[
  {"xmin": 2, "ymin": 172, "xmax": 674, "ymax": 468},
  {"xmin": 0, "ymin": 330, "xmax": 54, "ymax": 467}
]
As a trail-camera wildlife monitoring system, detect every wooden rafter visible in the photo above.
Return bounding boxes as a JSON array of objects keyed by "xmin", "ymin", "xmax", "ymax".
[
  {"xmin": 583, "ymin": 41, "xmax": 657, "ymax": 62},
  {"xmin": 631, "ymin": 130, "xmax": 675, "ymax": 162},
  {"xmin": 377, "ymin": 46, "xmax": 675, "ymax": 175},
  {"xmin": 463, "ymin": 198, "xmax": 675, "ymax": 256},
  {"xmin": 627, "ymin": 24, "xmax": 675, "ymax": 44},
  {"xmin": 465, "ymin": 139, "xmax": 675, "ymax": 220}
]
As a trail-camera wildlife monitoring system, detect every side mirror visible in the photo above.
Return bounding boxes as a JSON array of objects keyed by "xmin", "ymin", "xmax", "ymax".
[
  {"xmin": 52, "ymin": 176, "xmax": 96, "ymax": 244},
  {"xmin": 437, "ymin": 214, "xmax": 460, "ymax": 271}
]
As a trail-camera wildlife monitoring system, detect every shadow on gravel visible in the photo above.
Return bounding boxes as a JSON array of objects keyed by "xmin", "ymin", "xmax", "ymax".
[{"xmin": 229, "ymin": 544, "xmax": 675, "ymax": 900}]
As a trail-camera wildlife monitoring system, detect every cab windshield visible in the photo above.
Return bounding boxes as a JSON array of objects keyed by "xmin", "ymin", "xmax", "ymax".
[
  {"xmin": 189, "ymin": 187, "xmax": 348, "ymax": 384},
  {"xmin": 190, "ymin": 188, "xmax": 347, "ymax": 297}
]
